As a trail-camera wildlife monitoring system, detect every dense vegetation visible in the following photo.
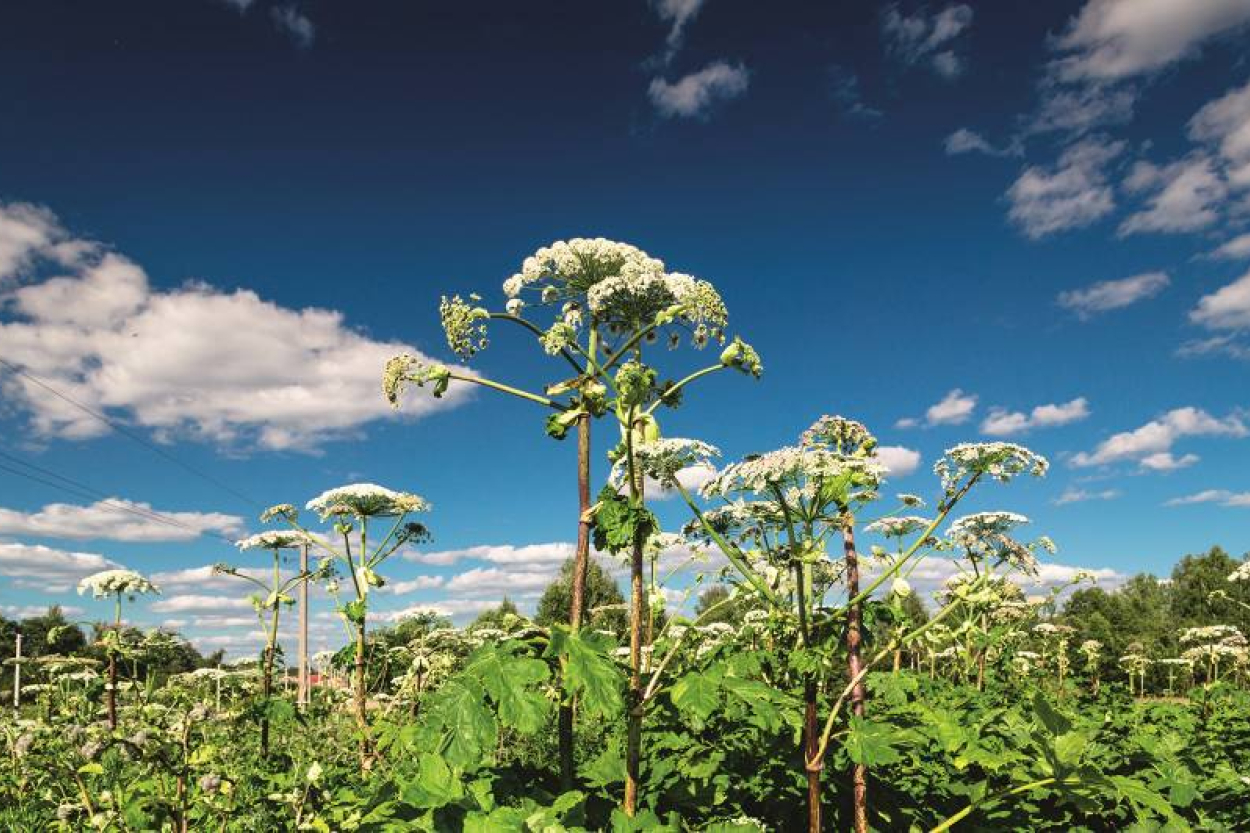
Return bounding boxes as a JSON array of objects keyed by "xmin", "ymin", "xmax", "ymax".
[{"xmin": 3, "ymin": 239, "xmax": 1248, "ymax": 831}]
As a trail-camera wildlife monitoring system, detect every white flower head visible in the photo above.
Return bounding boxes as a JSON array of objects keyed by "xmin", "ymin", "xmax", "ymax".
[
  {"xmin": 305, "ymin": 483, "xmax": 429, "ymax": 520},
  {"xmin": 934, "ymin": 442, "xmax": 1048, "ymax": 492},
  {"xmin": 864, "ymin": 516, "xmax": 931, "ymax": 539},
  {"xmin": 618, "ymin": 438, "xmax": 721, "ymax": 490},
  {"xmin": 236, "ymin": 530, "xmax": 311, "ymax": 551},
  {"xmin": 1228, "ymin": 561, "xmax": 1250, "ymax": 583},
  {"xmin": 77, "ymin": 569, "xmax": 159, "ymax": 599}
]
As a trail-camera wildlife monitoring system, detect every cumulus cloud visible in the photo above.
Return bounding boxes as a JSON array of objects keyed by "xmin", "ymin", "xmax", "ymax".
[
  {"xmin": 1118, "ymin": 155, "xmax": 1227, "ymax": 235},
  {"xmin": 403, "ymin": 542, "xmax": 576, "ymax": 568},
  {"xmin": 1208, "ymin": 233, "xmax": 1250, "ymax": 260},
  {"xmin": 873, "ymin": 445, "xmax": 921, "ymax": 477},
  {"xmin": 1165, "ymin": 488, "xmax": 1250, "ymax": 507},
  {"xmin": 1070, "ymin": 406, "xmax": 1247, "ymax": 469},
  {"xmin": 926, "ymin": 389, "xmax": 977, "ymax": 426},
  {"xmin": 866, "ymin": 555, "xmax": 1127, "ymax": 601},
  {"xmin": 0, "ymin": 200, "xmax": 469, "ymax": 452},
  {"xmin": 270, "ymin": 5, "xmax": 314, "ymax": 48},
  {"xmin": 378, "ymin": 598, "xmax": 505, "ymax": 623},
  {"xmin": 0, "ymin": 542, "xmax": 121, "ymax": 592},
  {"xmin": 149, "ymin": 594, "xmax": 254, "ymax": 614},
  {"xmin": 1190, "ymin": 268, "xmax": 1250, "ymax": 331},
  {"xmin": 881, "ymin": 3, "xmax": 974, "ymax": 79},
  {"xmin": 1190, "ymin": 76, "xmax": 1250, "ymax": 188},
  {"xmin": 1054, "ymin": 487, "xmax": 1121, "ymax": 505},
  {"xmin": 981, "ymin": 398, "xmax": 1091, "ymax": 436},
  {"xmin": 650, "ymin": 0, "xmax": 707, "ymax": 62},
  {"xmin": 1048, "ymin": 0, "xmax": 1250, "ymax": 83},
  {"xmin": 1057, "ymin": 272, "xmax": 1169, "ymax": 318},
  {"xmin": 0, "ymin": 499, "xmax": 243, "ymax": 542},
  {"xmin": 943, "ymin": 128, "xmax": 1019, "ymax": 156},
  {"xmin": 648, "ymin": 61, "xmax": 750, "ymax": 119},
  {"xmin": 829, "ymin": 65, "xmax": 883, "ymax": 121},
  {"xmin": 1028, "ymin": 84, "xmax": 1137, "ymax": 137},
  {"xmin": 1006, "ymin": 138, "xmax": 1124, "ymax": 238},
  {"xmin": 2, "ymin": 603, "xmax": 85, "ymax": 619},
  {"xmin": 445, "ymin": 566, "xmax": 558, "ymax": 596},
  {"xmin": 385, "ymin": 575, "xmax": 445, "ymax": 595}
]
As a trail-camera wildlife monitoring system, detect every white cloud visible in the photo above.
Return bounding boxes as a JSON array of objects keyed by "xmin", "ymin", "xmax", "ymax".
[
  {"xmin": 1070, "ymin": 406, "xmax": 1246, "ymax": 468},
  {"xmin": 1057, "ymin": 272, "xmax": 1169, "ymax": 318},
  {"xmin": 1166, "ymin": 488, "xmax": 1250, "ymax": 507},
  {"xmin": 1190, "ymin": 76, "xmax": 1250, "ymax": 187},
  {"xmin": 270, "ymin": 5, "xmax": 314, "ymax": 48},
  {"xmin": 378, "ymin": 598, "xmax": 504, "ymax": 623},
  {"xmin": 0, "ymin": 542, "xmax": 121, "ymax": 592},
  {"xmin": 829, "ymin": 66, "xmax": 883, "ymax": 121},
  {"xmin": 1054, "ymin": 487, "xmax": 1121, "ymax": 505},
  {"xmin": 1118, "ymin": 155, "xmax": 1227, "ymax": 235},
  {"xmin": 943, "ymin": 128, "xmax": 1019, "ymax": 156},
  {"xmin": 1190, "ymin": 268, "xmax": 1250, "ymax": 331},
  {"xmin": 2, "ymin": 603, "xmax": 84, "ymax": 619},
  {"xmin": 869, "ymin": 555, "xmax": 1126, "ymax": 601},
  {"xmin": 1007, "ymin": 139, "xmax": 1124, "ymax": 238},
  {"xmin": 981, "ymin": 398, "xmax": 1091, "ymax": 436},
  {"xmin": 1209, "ymin": 233, "xmax": 1250, "ymax": 260},
  {"xmin": 650, "ymin": 0, "xmax": 707, "ymax": 61},
  {"xmin": 1138, "ymin": 451, "xmax": 1200, "ymax": 471},
  {"xmin": 1028, "ymin": 84, "xmax": 1137, "ymax": 137},
  {"xmin": 403, "ymin": 541, "xmax": 575, "ymax": 568},
  {"xmin": 1177, "ymin": 333, "xmax": 1250, "ymax": 360},
  {"xmin": 873, "ymin": 445, "xmax": 921, "ymax": 477},
  {"xmin": 385, "ymin": 575, "xmax": 445, "ymax": 595},
  {"xmin": 881, "ymin": 3, "xmax": 974, "ymax": 79},
  {"xmin": 648, "ymin": 61, "xmax": 750, "ymax": 119},
  {"xmin": 926, "ymin": 388, "xmax": 977, "ymax": 426},
  {"xmin": 0, "ymin": 200, "xmax": 469, "ymax": 452},
  {"xmin": 149, "ymin": 595, "xmax": 254, "ymax": 614},
  {"xmin": 1049, "ymin": 0, "xmax": 1250, "ymax": 83},
  {"xmin": 0, "ymin": 499, "xmax": 243, "ymax": 542},
  {"xmin": 0, "ymin": 202, "xmax": 65, "ymax": 285},
  {"xmin": 445, "ymin": 566, "xmax": 557, "ymax": 596}
]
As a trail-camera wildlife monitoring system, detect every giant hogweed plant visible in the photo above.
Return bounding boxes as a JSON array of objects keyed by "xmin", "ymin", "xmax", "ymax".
[
  {"xmin": 213, "ymin": 530, "xmax": 327, "ymax": 757},
  {"xmin": 261, "ymin": 483, "xmax": 431, "ymax": 770},
  {"xmin": 383, "ymin": 237, "xmax": 761, "ymax": 811},
  {"xmin": 660, "ymin": 418, "xmax": 1049, "ymax": 832},
  {"xmin": 74, "ymin": 570, "xmax": 160, "ymax": 731}
]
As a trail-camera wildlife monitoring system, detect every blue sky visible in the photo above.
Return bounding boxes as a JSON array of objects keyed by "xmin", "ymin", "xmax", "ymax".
[{"xmin": 1, "ymin": 0, "xmax": 1249, "ymax": 658}]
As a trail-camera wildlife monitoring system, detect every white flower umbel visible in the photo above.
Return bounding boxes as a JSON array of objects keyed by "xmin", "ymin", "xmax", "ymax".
[
  {"xmin": 701, "ymin": 446, "xmax": 886, "ymax": 499},
  {"xmin": 1180, "ymin": 624, "xmax": 1243, "ymax": 645},
  {"xmin": 236, "ymin": 530, "xmax": 311, "ymax": 551},
  {"xmin": 616, "ymin": 438, "xmax": 720, "ymax": 490},
  {"xmin": 1228, "ymin": 561, "xmax": 1250, "ymax": 582},
  {"xmin": 933, "ymin": 443, "xmax": 1049, "ymax": 494},
  {"xmin": 503, "ymin": 238, "xmax": 666, "ymax": 301},
  {"xmin": 77, "ymin": 569, "xmax": 159, "ymax": 600},
  {"xmin": 864, "ymin": 516, "xmax": 931, "ymax": 539},
  {"xmin": 305, "ymin": 483, "xmax": 430, "ymax": 520}
]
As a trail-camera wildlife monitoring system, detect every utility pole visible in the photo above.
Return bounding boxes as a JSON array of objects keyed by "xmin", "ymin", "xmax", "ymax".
[
  {"xmin": 298, "ymin": 542, "xmax": 309, "ymax": 708},
  {"xmin": 12, "ymin": 632, "xmax": 21, "ymax": 712}
]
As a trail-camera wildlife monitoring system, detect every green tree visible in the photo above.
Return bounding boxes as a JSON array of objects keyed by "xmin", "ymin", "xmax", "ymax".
[
  {"xmin": 693, "ymin": 584, "xmax": 745, "ymax": 626},
  {"xmin": 469, "ymin": 598, "xmax": 522, "ymax": 631},
  {"xmin": 536, "ymin": 557, "xmax": 628, "ymax": 636},
  {"xmin": 1170, "ymin": 546, "xmax": 1250, "ymax": 633}
]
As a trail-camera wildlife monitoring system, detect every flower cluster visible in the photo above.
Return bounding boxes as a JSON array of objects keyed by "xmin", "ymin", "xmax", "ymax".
[
  {"xmin": 864, "ymin": 516, "xmax": 930, "ymax": 539},
  {"xmin": 1179, "ymin": 624, "xmax": 1243, "ymax": 645},
  {"xmin": 383, "ymin": 356, "xmax": 452, "ymax": 404},
  {"xmin": 933, "ymin": 442, "xmax": 1049, "ymax": 493},
  {"xmin": 800, "ymin": 415, "xmax": 876, "ymax": 456},
  {"xmin": 618, "ymin": 438, "xmax": 720, "ymax": 490},
  {"xmin": 1229, "ymin": 561, "xmax": 1250, "ymax": 582},
  {"xmin": 439, "ymin": 294, "xmax": 490, "ymax": 359},
  {"xmin": 236, "ymin": 530, "xmax": 310, "ymax": 551},
  {"xmin": 701, "ymin": 446, "xmax": 885, "ymax": 500},
  {"xmin": 945, "ymin": 511, "xmax": 1046, "ymax": 575},
  {"xmin": 77, "ymin": 569, "xmax": 160, "ymax": 599},
  {"xmin": 503, "ymin": 238, "xmax": 665, "ymax": 299},
  {"xmin": 305, "ymin": 483, "xmax": 429, "ymax": 520}
]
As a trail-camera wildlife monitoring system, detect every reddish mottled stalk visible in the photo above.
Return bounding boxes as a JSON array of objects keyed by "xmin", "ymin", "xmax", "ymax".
[
  {"xmin": 561, "ymin": 412, "xmax": 592, "ymax": 791},
  {"xmin": 844, "ymin": 524, "xmax": 868, "ymax": 833},
  {"xmin": 623, "ymin": 415, "xmax": 647, "ymax": 817}
]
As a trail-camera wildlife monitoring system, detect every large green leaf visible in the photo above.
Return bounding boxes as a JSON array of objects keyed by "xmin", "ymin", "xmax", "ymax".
[
  {"xmin": 845, "ymin": 716, "xmax": 903, "ymax": 767},
  {"xmin": 401, "ymin": 753, "xmax": 464, "ymax": 809},
  {"xmin": 467, "ymin": 645, "xmax": 552, "ymax": 734},
  {"xmin": 671, "ymin": 670, "xmax": 721, "ymax": 723},
  {"xmin": 547, "ymin": 626, "xmax": 624, "ymax": 719}
]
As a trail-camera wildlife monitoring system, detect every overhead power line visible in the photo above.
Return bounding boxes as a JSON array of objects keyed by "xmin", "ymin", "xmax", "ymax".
[
  {"xmin": 0, "ymin": 450, "xmax": 240, "ymax": 546},
  {"xmin": 0, "ymin": 357, "xmax": 261, "ymax": 510}
]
